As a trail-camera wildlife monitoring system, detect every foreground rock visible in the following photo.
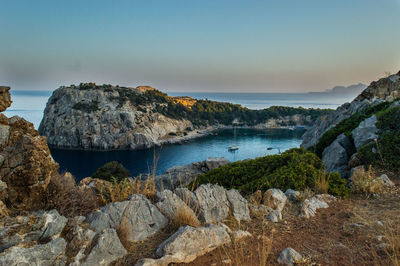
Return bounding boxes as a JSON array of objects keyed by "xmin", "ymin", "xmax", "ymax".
[
  {"xmin": 322, "ymin": 134, "xmax": 353, "ymax": 177},
  {"xmin": 277, "ymin": 247, "xmax": 303, "ymax": 265},
  {"xmin": 263, "ymin": 189, "xmax": 287, "ymax": 212},
  {"xmin": 300, "ymin": 194, "xmax": 337, "ymax": 219},
  {"xmin": 137, "ymin": 224, "xmax": 231, "ymax": 265},
  {"xmin": 87, "ymin": 194, "xmax": 168, "ymax": 242},
  {"xmin": 0, "ymin": 86, "xmax": 11, "ymax": 112}
]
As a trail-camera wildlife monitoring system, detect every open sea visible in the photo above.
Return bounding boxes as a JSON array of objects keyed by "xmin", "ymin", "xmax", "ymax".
[{"xmin": 4, "ymin": 90, "xmax": 349, "ymax": 181}]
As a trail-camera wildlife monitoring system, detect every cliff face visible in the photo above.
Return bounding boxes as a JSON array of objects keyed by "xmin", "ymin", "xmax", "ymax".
[
  {"xmin": 40, "ymin": 83, "xmax": 330, "ymax": 151},
  {"xmin": 39, "ymin": 84, "xmax": 193, "ymax": 150}
]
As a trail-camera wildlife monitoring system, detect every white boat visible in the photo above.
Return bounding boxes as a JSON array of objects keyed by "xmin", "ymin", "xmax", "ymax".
[{"xmin": 228, "ymin": 145, "xmax": 239, "ymax": 151}]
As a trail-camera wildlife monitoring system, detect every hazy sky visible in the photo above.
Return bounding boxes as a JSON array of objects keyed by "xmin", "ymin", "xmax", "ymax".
[{"xmin": 1, "ymin": 0, "xmax": 399, "ymax": 92}]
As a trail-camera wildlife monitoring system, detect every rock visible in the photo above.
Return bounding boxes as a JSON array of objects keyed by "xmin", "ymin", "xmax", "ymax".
[
  {"xmin": 204, "ymin": 157, "xmax": 230, "ymax": 171},
  {"xmin": 249, "ymin": 204, "xmax": 274, "ymax": 216},
  {"xmin": 0, "ymin": 115, "xmax": 59, "ymax": 210},
  {"xmin": 348, "ymin": 153, "xmax": 362, "ymax": 168},
  {"xmin": 232, "ymin": 230, "xmax": 252, "ymax": 241},
  {"xmin": 155, "ymin": 190, "xmax": 198, "ymax": 223},
  {"xmin": 376, "ymin": 221, "xmax": 384, "ymax": 227},
  {"xmin": 194, "ymin": 184, "xmax": 230, "ymax": 224},
  {"xmin": 87, "ymin": 194, "xmax": 168, "ymax": 242},
  {"xmin": 249, "ymin": 190, "xmax": 263, "ymax": 205},
  {"xmin": 266, "ymin": 210, "xmax": 282, "ymax": 223},
  {"xmin": 284, "ymin": 189, "xmax": 300, "ymax": 202},
  {"xmin": 0, "ymin": 86, "xmax": 12, "ymax": 112},
  {"xmin": 152, "ymin": 224, "xmax": 231, "ymax": 265},
  {"xmin": 0, "ymin": 238, "xmax": 67, "ymax": 266},
  {"xmin": 378, "ymin": 174, "xmax": 395, "ymax": 187},
  {"xmin": 277, "ymin": 247, "xmax": 302, "ymax": 265},
  {"xmin": 356, "ymin": 72, "xmax": 400, "ymax": 102},
  {"xmin": 351, "ymin": 115, "xmax": 378, "ymax": 150},
  {"xmin": 322, "ymin": 133, "xmax": 353, "ymax": 177},
  {"xmin": 174, "ymin": 188, "xmax": 198, "ymax": 210},
  {"xmin": 79, "ymin": 228, "xmax": 127, "ymax": 266},
  {"xmin": 226, "ymin": 189, "xmax": 251, "ymax": 222},
  {"xmin": 263, "ymin": 189, "xmax": 287, "ymax": 212},
  {"xmin": 300, "ymin": 194, "xmax": 336, "ymax": 218},
  {"xmin": 37, "ymin": 209, "xmax": 68, "ymax": 241}
]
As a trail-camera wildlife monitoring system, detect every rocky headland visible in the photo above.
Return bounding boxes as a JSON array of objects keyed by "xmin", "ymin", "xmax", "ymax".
[{"xmin": 39, "ymin": 83, "xmax": 331, "ymax": 150}]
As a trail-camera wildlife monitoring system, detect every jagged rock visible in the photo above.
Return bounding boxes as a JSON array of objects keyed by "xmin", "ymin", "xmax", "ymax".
[
  {"xmin": 263, "ymin": 189, "xmax": 287, "ymax": 212},
  {"xmin": 155, "ymin": 190, "xmax": 198, "ymax": 223},
  {"xmin": 194, "ymin": 184, "xmax": 230, "ymax": 224},
  {"xmin": 266, "ymin": 210, "xmax": 282, "ymax": 223},
  {"xmin": 356, "ymin": 72, "xmax": 400, "ymax": 102},
  {"xmin": 379, "ymin": 174, "xmax": 395, "ymax": 187},
  {"xmin": 277, "ymin": 247, "xmax": 303, "ymax": 265},
  {"xmin": 322, "ymin": 133, "xmax": 353, "ymax": 177},
  {"xmin": 0, "ymin": 237, "xmax": 67, "ymax": 266},
  {"xmin": 226, "ymin": 189, "xmax": 251, "ymax": 222},
  {"xmin": 155, "ymin": 157, "xmax": 230, "ymax": 190},
  {"xmin": 0, "ymin": 114, "xmax": 59, "ymax": 210},
  {"xmin": 174, "ymin": 188, "xmax": 198, "ymax": 210},
  {"xmin": 300, "ymin": 194, "xmax": 336, "ymax": 219},
  {"xmin": 136, "ymin": 224, "xmax": 231, "ymax": 265},
  {"xmin": 285, "ymin": 189, "xmax": 300, "ymax": 202},
  {"xmin": 351, "ymin": 115, "xmax": 378, "ymax": 150},
  {"xmin": 0, "ymin": 86, "xmax": 12, "ymax": 112},
  {"xmin": 79, "ymin": 228, "xmax": 127, "ymax": 266},
  {"xmin": 87, "ymin": 194, "xmax": 168, "ymax": 242}
]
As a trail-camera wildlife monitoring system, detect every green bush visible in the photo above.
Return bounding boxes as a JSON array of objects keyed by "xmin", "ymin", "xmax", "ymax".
[
  {"xmin": 189, "ymin": 148, "xmax": 349, "ymax": 197},
  {"xmin": 72, "ymin": 101, "xmax": 100, "ymax": 112},
  {"xmin": 92, "ymin": 161, "xmax": 131, "ymax": 183}
]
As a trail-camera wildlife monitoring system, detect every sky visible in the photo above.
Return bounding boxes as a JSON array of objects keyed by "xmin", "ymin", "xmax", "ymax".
[{"xmin": 1, "ymin": 0, "xmax": 399, "ymax": 93}]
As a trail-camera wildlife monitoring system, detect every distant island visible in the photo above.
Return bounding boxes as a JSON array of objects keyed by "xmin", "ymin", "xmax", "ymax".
[
  {"xmin": 38, "ymin": 83, "xmax": 332, "ymax": 150},
  {"xmin": 308, "ymin": 83, "xmax": 367, "ymax": 97}
]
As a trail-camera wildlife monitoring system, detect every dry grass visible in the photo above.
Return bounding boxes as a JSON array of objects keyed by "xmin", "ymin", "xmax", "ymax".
[
  {"xmin": 351, "ymin": 166, "xmax": 384, "ymax": 196},
  {"xmin": 383, "ymin": 222, "xmax": 400, "ymax": 266},
  {"xmin": 170, "ymin": 207, "xmax": 201, "ymax": 228},
  {"xmin": 298, "ymin": 187, "xmax": 314, "ymax": 202},
  {"xmin": 315, "ymin": 172, "xmax": 329, "ymax": 194}
]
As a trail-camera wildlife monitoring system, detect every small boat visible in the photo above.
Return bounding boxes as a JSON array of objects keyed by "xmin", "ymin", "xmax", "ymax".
[{"xmin": 228, "ymin": 145, "xmax": 239, "ymax": 151}]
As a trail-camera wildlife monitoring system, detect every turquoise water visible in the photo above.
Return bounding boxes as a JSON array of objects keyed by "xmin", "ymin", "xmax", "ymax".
[{"xmin": 50, "ymin": 128, "xmax": 305, "ymax": 181}]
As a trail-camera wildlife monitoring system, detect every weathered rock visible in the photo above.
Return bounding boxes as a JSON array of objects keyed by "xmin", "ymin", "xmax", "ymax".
[
  {"xmin": 322, "ymin": 133, "xmax": 353, "ymax": 177},
  {"xmin": 194, "ymin": 184, "xmax": 230, "ymax": 224},
  {"xmin": 0, "ymin": 115, "xmax": 59, "ymax": 210},
  {"xmin": 379, "ymin": 174, "xmax": 395, "ymax": 187},
  {"xmin": 204, "ymin": 157, "xmax": 230, "ymax": 171},
  {"xmin": 87, "ymin": 194, "xmax": 168, "ymax": 242},
  {"xmin": 155, "ymin": 190, "xmax": 198, "ymax": 223},
  {"xmin": 356, "ymin": 72, "xmax": 400, "ymax": 102},
  {"xmin": 300, "ymin": 194, "xmax": 336, "ymax": 219},
  {"xmin": 352, "ymin": 115, "xmax": 378, "ymax": 150},
  {"xmin": 226, "ymin": 189, "xmax": 251, "ymax": 222},
  {"xmin": 0, "ymin": 237, "xmax": 67, "ymax": 266},
  {"xmin": 277, "ymin": 247, "xmax": 302, "ymax": 265},
  {"xmin": 249, "ymin": 190, "xmax": 263, "ymax": 205},
  {"xmin": 0, "ymin": 86, "xmax": 12, "ymax": 112},
  {"xmin": 137, "ymin": 224, "xmax": 231, "ymax": 265},
  {"xmin": 284, "ymin": 189, "xmax": 300, "ymax": 202},
  {"xmin": 266, "ymin": 210, "xmax": 282, "ymax": 223},
  {"xmin": 79, "ymin": 228, "xmax": 127, "ymax": 266},
  {"xmin": 232, "ymin": 230, "xmax": 252, "ymax": 241},
  {"xmin": 263, "ymin": 189, "xmax": 287, "ymax": 212},
  {"xmin": 174, "ymin": 188, "xmax": 198, "ymax": 210}
]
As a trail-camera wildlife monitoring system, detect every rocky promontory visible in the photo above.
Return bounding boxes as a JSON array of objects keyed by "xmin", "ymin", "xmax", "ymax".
[{"xmin": 39, "ymin": 83, "xmax": 331, "ymax": 150}]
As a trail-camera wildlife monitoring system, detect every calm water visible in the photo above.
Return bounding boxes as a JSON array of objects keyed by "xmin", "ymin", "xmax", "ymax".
[
  {"xmin": 5, "ymin": 90, "xmax": 339, "ymax": 181},
  {"xmin": 50, "ymin": 128, "xmax": 305, "ymax": 181}
]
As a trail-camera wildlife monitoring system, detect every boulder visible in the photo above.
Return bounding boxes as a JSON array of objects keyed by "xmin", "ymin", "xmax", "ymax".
[
  {"xmin": 351, "ymin": 115, "xmax": 378, "ymax": 150},
  {"xmin": 322, "ymin": 134, "xmax": 353, "ymax": 177},
  {"xmin": 194, "ymin": 184, "xmax": 230, "ymax": 224},
  {"xmin": 0, "ymin": 238, "xmax": 67, "ymax": 266},
  {"xmin": 300, "ymin": 194, "xmax": 336, "ymax": 219},
  {"xmin": 0, "ymin": 86, "xmax": 12, "ymax": 112},
  {"xmin": 155, "ymin": 190, "xmax": 198, "ymax": 223},
  {"xmin": 378, "ymin": 174, "xmax": 395, "ymax": 187},
  {"xmin": 277, "ymin": 247, "xmax": 303, "ymax": 265},
  {"xmin": 263, "ymin": 189, "xmax": 287, "ymax": 212},
  {"xmin": 266, "ymin": 210, "xmax": 282, "ymax": 223},
  {"xmin": 174, "ymin": 188, "xmax": 198, "ymax": 210},
  {"xmin": 204, "ymin": 157, "xmax": 230, "ymax": 171},
  {"xmin": 226, "ymin": 189, "xmax": 251, "ymax": 222},
  {"xmin": 284, "ymin": 189, "xmax": 300, "ymax": 202},
  {"xmin": 87, "ymin": 194, "xmax": 168, "ymax": 242},
  {"xmin": 79, "ymin": 228, "xmax": 127, "ymax": 266},
  {"xmin": 137, "ymin": 224, "xmax": 231, "ymax": 265},
  {"xmin": 249, "ymin": 190, "xmax": 263, "ymax": 205}
]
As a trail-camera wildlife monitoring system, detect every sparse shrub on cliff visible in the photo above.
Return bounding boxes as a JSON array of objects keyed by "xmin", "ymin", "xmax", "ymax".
[
  {"xmin": 190, "ymin": 148, "xmax": 350, "ymax": 197},
  {"xmin": 72, "ymin": 101, "xmax": 100, "ymax": 112},
  {"xmin": 92, "ymin": 161, "xmax": 131, "ymax": 183}
]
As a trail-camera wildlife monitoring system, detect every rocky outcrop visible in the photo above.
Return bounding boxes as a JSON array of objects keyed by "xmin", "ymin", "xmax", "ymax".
[
  {"xmin": 300, "ymin": 194, "xmax": 336, "ymax": 219},
  {"xmin": 155, "ymin": 190, "xmax": 198, "ymax": 223},
  {"xmin": 0, "ymin": 88, "xmax": 59, "ymax": 211},
  {"xmin": 155, "ymin": 157, "xmax": 230, "ymax": 190},
  {"xmin": 351, "ymin": 115, "xmax": 378, "ymax": 150},
  {"xmin": 0, "ymin": 86, "xmax": 12, "ymax": 112},
  {"xmin": 322, "ymin": 134, "xmax": 354, "ymax": 177},
  {"xmin": 87, "ymin": 194, "xmax": 168, "ymax": 242},
  {"xmin": 355, "ymin": 71, "xmax": 400, "ymax": 101}
]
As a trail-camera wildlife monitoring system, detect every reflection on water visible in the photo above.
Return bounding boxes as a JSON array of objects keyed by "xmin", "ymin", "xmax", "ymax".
[{"xmin": 50, "ymin": 128, "xmax": 305, "ymax": 181}]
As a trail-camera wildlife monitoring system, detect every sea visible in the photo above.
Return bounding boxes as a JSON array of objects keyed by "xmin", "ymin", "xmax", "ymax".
[{"xmin": 4, "ymin": 90, "xmax": 351, "ymax": 181}]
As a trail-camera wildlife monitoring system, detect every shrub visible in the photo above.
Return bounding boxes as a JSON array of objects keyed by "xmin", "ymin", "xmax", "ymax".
[
  {"xmin": 327, "ymin": 172, "xmax": 350, "ymax": 198},
  {"xmin": 190, "ymin": 148, "xmax": 349, "ymax": 197},
  {"xmin": 72, "ymin": 101, "xmax": 100, "ymax": 112},
  {"xmin": 350, "ymin": 166, "xmax": 384, "ymax": 196},
  {"xmin": 92, "ymin": 161, "xmax": 131, "ymax": 183}
]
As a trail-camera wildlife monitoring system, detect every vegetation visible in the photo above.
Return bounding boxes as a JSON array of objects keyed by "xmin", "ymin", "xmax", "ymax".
[
  {"xmin": 72, "ymin": 101, "xmax": 100, "ymax": 112},
  {"xmin": 92, "ymin": 161, "xmax": 131, "ymax": 183},
  {"xmin": 189, "ymin": 148, "xmax": 350, "ymax": 197},
  {"xmin": 358, "ymin": 105, "xmax": 400, "ymax": 170},
  {"xmin": 350, "ymin": 166, "xmax": 384, "ymax": 196},
  {"xmin": 313, "ymin": 101, "xmax": 392, "ymax": 157}
]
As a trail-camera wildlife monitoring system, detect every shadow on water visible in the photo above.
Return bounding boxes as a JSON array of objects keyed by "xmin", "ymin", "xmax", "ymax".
[{"xmin": 50, "ymin": 128, "xmax": 305, "ymax": 182}]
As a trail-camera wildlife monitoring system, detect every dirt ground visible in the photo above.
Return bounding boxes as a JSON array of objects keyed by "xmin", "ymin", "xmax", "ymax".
[{"xmin": 181, "ymin": 182, "xmax": 400, "ymax": 266}]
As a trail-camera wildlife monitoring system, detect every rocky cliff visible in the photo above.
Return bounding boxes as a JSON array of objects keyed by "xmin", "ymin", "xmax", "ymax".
[
  {"xmin": 301, "ymin": 71, "xmax": 400, "ymax": 177},
  {"xmin": 39, "ymin": 83, "xmax": 331, "ymax": 150}
]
